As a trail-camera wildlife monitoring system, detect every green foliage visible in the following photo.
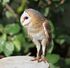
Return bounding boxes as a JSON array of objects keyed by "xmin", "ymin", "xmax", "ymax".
[
  {"xmin": 0, "ymin": 21, "xmax": 22, "ymax": 56},
  {"xmin": 0, "ymin": 34, "xmax": 6, "ymax": 53},
  {"xmin": 2, "ymin": 0, "xmax": 10, "ymax": 5},
  {"xmin": 0, "ymin": 0, "xmax": 70, "ymax": 67},
  {"xmin": 5, "ymin": 11, "xmax": 14, "ymax": 18},
  {"xmin": 55, "ymin": 35, "xmax": 66, "ymax": 45},
  {"xmin": 65, "ymin": 58, "xmax": 70, "ymax": 65},
  {"xmin": 17, "ymin": 0, "xmax": 27, "ymax": 13},
  {"xmin": 46, "ymin": 54, "xmax": 60, "ymax": 64},
  {"xmin": 3, "ymin": 42, "xmax": 14, "ymax": 56},
  {"xmin": 5, "ymin": 24, "xmax": 20, "ymax": 35},
  {"xmin": 12, "ymin": 36, "xmax": 21, "ymax": 52},
  {"xmin": 44, "ymin": 7, "xmax": 50, "ymax": 16}
]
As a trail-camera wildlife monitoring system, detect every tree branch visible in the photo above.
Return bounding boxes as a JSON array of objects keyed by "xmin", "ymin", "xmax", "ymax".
[{"xmin": 5, "ymin": 4, "xmax": 18, "ymax": 19}]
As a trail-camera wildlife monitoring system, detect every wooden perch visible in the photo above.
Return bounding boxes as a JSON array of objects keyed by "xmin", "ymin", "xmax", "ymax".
[{"xmin": 0, "ymin": 56, "xmax": 50, "ymax": 68}]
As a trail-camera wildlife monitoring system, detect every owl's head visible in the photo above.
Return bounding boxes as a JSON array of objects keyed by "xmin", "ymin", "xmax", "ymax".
[
  {"xmin": 20, "ymin": 10, "xmax": 31, "ymax": 26},
  {"xmin": 20, "ymin": 8, "xmax": 45, "ymax": 27}
]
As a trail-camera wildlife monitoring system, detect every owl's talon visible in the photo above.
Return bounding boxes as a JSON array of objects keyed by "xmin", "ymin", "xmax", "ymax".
[
  {"xmin": 31, "ymin": 57, "xmax": 41, "ymax": 62},
  {"xmin": 31, "ymin": 57, "xmax": 48, "ymax": 63},
  {"xmin": 39, "ymin": 58, "xmax": 48, "ymax": 63}
]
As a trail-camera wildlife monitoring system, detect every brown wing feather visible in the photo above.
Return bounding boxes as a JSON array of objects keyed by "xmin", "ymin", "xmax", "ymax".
[{"xmin": 43, "ymin": 20, "xmax": 52, "ymax": 42}]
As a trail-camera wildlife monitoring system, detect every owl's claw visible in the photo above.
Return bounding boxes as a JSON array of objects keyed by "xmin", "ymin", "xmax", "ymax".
[
  {"xmin": 31, "ymin": 57, "xmax": 48, "ymax": 63},
  {"xmin": 31, "ymin": 57, "xmax": 41, "ymax": 62},
  {"xmin": 39, "ymin": 57, "xmax": 48, "ymax": 63}
]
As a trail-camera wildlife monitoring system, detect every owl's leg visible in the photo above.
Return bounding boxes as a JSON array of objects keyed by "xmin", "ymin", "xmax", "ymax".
[
  {"xmin": 40, "ymin": 39, "xmax": 48, "ymax": 62},
  {"xmin": 31, "ymin": 39, "xmax": 41, "ymax": 62}
]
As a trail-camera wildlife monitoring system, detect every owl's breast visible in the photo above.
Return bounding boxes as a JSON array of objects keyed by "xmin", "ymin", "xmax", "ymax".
[
  {"xmin": 31, "ymin": 31, "xmax": 46, "ymax": 40},
  {"xmin": 28, "ymin": 29, "xmax": 46, "ymax": 40},
  {"xmin": 26, "ymin": 24, "xmax": 48, "ymax": 40}
]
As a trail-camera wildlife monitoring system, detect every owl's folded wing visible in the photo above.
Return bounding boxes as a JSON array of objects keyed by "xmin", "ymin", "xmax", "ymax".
[{"xmin": 43, "ymin": 20, "xmax": 52, "ymax": 41}]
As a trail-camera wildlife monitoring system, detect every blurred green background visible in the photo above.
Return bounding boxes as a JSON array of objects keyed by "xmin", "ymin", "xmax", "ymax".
[{"xmin": 0, "ymin": 0, "xmax": 70, "ymax": 68}]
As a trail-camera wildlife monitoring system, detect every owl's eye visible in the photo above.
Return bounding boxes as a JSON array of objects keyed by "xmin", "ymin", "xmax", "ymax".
[{"xmin": 24, "ymin": 16, "xmax": 28, "ymax": 20}]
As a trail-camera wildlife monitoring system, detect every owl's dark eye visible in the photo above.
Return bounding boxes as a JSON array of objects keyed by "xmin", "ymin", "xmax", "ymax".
[{"xmin": 24, "ymin": 16, "xmax": 28, "ymax": 19}]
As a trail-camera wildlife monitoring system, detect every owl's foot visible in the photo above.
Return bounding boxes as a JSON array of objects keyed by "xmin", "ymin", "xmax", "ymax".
[
  {"xmin": 39, "ymin": 57, "xmax": 48, "ymax": 63},
  {"xmin": 31, "ymin": 57, "xmax": 41, "ymax": 62},
  {"xmin": 31, "ymin": 57, "xmax": 48, "ymax": 63}
]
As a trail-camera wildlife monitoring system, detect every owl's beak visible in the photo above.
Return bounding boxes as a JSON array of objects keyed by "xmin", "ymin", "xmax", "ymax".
[
  {"xmin": 22, "ymin": 18, "xmax": 25, "ymax": 23},
  {"xmin": 20, "ymin": 17, "xmax": 28, "ymax": 26}
]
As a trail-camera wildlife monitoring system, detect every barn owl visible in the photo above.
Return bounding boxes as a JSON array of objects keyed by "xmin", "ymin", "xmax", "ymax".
[{"xmin": 20, "ymin": 8, "xmax": 51, "ymax": 62}]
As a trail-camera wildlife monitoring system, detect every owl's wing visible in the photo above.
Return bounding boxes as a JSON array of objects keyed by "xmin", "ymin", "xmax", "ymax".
[{"xmin": 43, "ymin": 20, "xmax": 52, "ymax": 41}]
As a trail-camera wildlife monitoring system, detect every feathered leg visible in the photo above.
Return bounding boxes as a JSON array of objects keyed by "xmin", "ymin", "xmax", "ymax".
[
  {"xmin": 40, "ymin": 39, "xmax": 48, "ymax": 62},
  {"xmin": 31, "ymin": 39, "xmax": 41, "ymax": 62}
]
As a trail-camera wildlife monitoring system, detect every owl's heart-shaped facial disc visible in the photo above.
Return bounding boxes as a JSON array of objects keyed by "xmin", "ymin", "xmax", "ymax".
[{"xmin": 20, "ymin": 11, "xmax": 31, "ymax": 26}]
